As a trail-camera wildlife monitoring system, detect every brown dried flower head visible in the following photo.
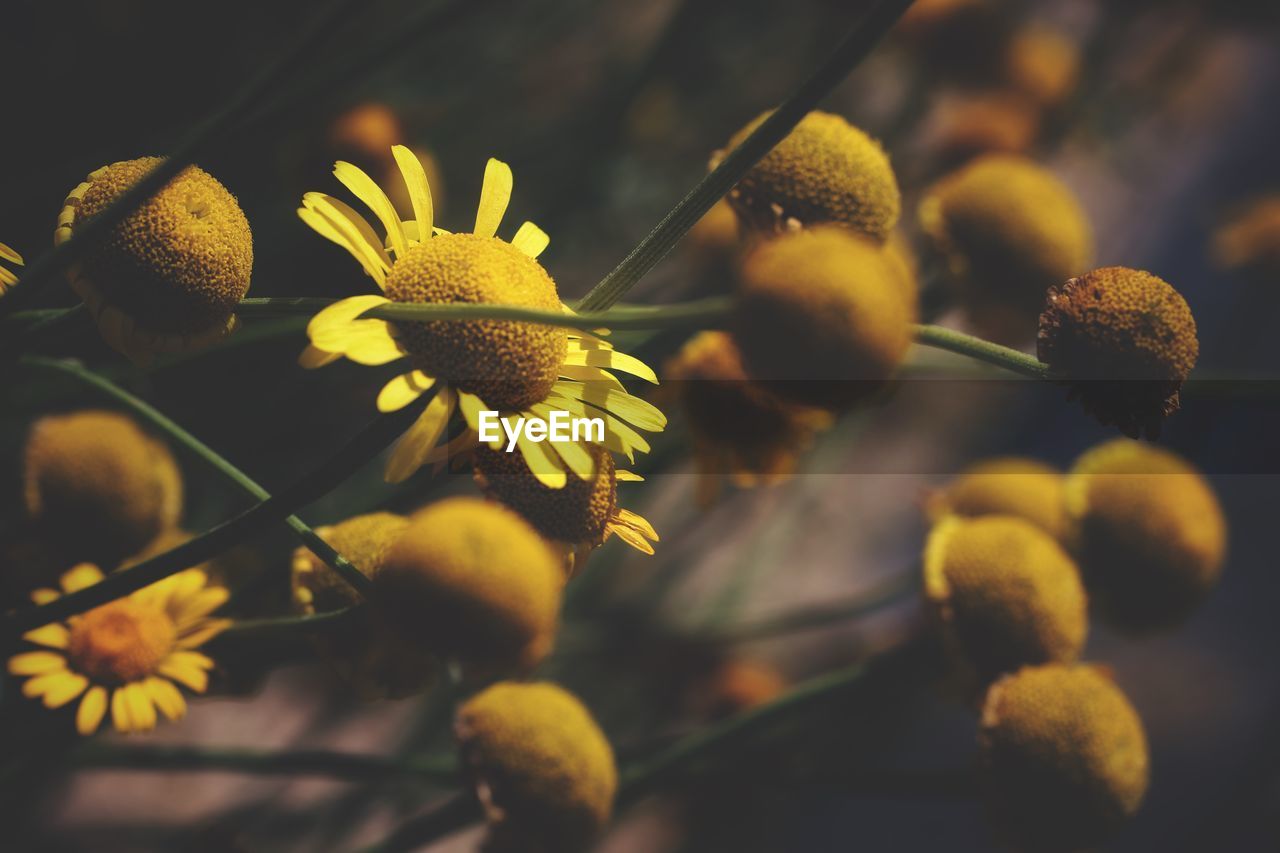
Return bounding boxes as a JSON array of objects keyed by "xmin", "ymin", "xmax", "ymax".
[{"xmin": 1038, "ymin": 267, "xmax": 1199, "ymax": 439}]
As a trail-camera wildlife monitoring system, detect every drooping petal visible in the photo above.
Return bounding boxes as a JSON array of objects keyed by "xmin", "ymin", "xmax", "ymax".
[
  {"xmin": 111, "ymin": 687, "xmax": 133, "ymax": 733},
  {"xmin": 561, "ymin": 348, "xmax": 658, "ymax": 383},
  {"xmin": 456, "ymin": 391, "xmax": 489, "ymax": 434},
  {"xmin": 76, "ymin": 686, "xmax": 108, "ymax": 735},
  {"xmin": 175, "ymin": 588, "xmax": 229, "ymax": 627},
  {"xmin": 298, "ymin": 344, "xmax": 342, "ymax": 369},
  {"xmin": 9, "ymin": 651, "xmax": 68, "ymax": 676},
  {"xmin": 307, "ymin": 294, "xmax": 392, "ymax": 338},
  {"xmin": 615, "ymin": 470, "xmax": 645, "ymax": 482},
  {"xmin": 41, "ymin": 672, "xmax": 89, "ymax": 709},
  {"xmin": 545, "ymin": 392, "xmax": 648, "ymax": 459},
  {"xmin": 123, "ymin": 682, "xmax": 157, "ymax": 732},
  {"xmin": 334, "ymin": 160, "xmax": 408, "ymax": 258},
  {"xmin": 556, "ymin": 363, "xmax": 626, "ymax": 391},
  {"xmin": 22, "ymin": 623, "xmax": 69, "ymax": 649},
  {"xmin": 474, "ymin": 158, "xmax": 513, "ymax": 238},
  {"xmin": 385, "ymin": 387, "xmax": 456, "ymax": 484},
  {"xmin": 609, "ymin": 521, "xmax": 657, "ymax": 555},
  {"xmin": 392, "ymin": 145, "xmax": 434, "ymax": 241},
  {"xmin": 556, "ymin": 382, "xmax": 667, "ymax": 431},
  {"xmin": 177, "ymin": 618, "xmax": 232, "ymax": 650},
  {"xmin": 515, "ymin": 433, "xmax": 569, "ymax": 489},
  {"xmin": 157, "ymin": 652, "xmax": 213, "ymax": 693},
  {"xmin": 0, "ymin": 242, "xmax": 22, "ymax": 265},
  {"xmin": 299, "ymin": 195, "xmax": 391, "ymax": 285},
  {"xmin": 511, "ymin": 221, "xmax": 550, "ymax": 258},
  {"xmin": 146, "ymin": 677, "xmax": 187, "ymax": 721},
  {"xmin": 377, "ymin": 370, "xmax": 436, "ymax": 413},
  {"xmin": 62, "ymin": 564, "xmax": 104, "ymax": 593}
]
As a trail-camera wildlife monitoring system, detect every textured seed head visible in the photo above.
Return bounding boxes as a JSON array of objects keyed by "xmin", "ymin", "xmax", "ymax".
[
  {"xmin": 920, "ymin": 155, "xmax": 1093, "ymax": 342},
  {"xmin": 1039, "ymin": 267, "xmax": 1198, "ymax": 438},
  {"xmin": 68, "ymin": 597, "xmax": 177, "ymax": 685},
  {"xmin": 924, "ymin": 516, "xmax": 1088, "ymax": 688},
  {"xmin": 384, "ymin": 232, "xmax": 567, "ymax": 410},
  {"xmin": 457, "ymin": 681, "xmax": 617, "ymax": 853},
  {"xmin": 76, "ymin": 158, "xmax": 253, "ymax": 335},
  {"xmin": 732, "ymin": 226, "xmax": 913, "ymax": 411},
  {"xmin": 980, "ymin": 664, "xmax": 1149, "ymax": 852},
  {"xmin": 473, "ymin": 444, "xmax": 617, "ymax": 547},
  {"xmin": 928, "ymin": 458, "xmax": 1067, "ymax": 542},
  {"xmin": 374, "ymin": 498, "xmax": 562, "ymax": 672},
  {"xmin": 719, "ymin": 111, "xmax": 900, "ymax": 241},
  {"xmin": 23, "ymin": 410, "xmax": 183, "ymax": 567},
  {"xmin": 291, "ymin": 512, "xmax": 410, "ymax": 614},
  {"xmin": 1065, "ymin": 439, "xmax": 1226, "ymax": 631}
]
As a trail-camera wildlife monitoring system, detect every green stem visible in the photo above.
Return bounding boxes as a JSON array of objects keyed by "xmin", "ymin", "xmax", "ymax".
[
  {"xmin": 220, "ymin": 608, "xmax": 355, "ymax": 637},
  {"xmin": 576, "ymin": 0, "xmax": 917, "ymax": 312},
  {"xmin": 234, "ymin": 296, "xmax": 733, "ymax": 332},
  {"xmin": 69, "ymin": 743, "xmax": 457, "ymax": 784},
  {"xmin": 19, "ymin": 356, "xmax": 375, "ymax": 599},
  {"xmin": 2, "ymin": 366, "xmax": 427, "ymax": 636},
  {"xmin": 706, "ymin": 571, "xmax": 919, "ymax": 644},
  {"xmin": 912, "ymin": 325, "xmax": 1050, "ymax": 380}
]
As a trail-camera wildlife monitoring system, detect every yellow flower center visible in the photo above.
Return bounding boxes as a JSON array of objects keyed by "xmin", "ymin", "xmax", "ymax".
[
  {"xmin": 384, "ymin": 232, "xmax": 567, "ymax": 411},
  {"xmin": 67, "ymin": 599, "xmax": 176, "ymax": 684},
  {"xmin": 77, "ymin": 157, "xmax": 254, "ymax": 335}
]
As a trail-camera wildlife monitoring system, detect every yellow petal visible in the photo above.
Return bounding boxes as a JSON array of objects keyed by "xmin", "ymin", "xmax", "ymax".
[
  {"xmin": 307, "ymin": 294, "xmax": 392, "ymax": 338},
  {"xmin": 0, "ymin": 267, "xmax": 17, "ymax": 287},
  {"xmin": 124, "ymin": 682, "xmax": 158, "ymax": 731},
  {"xmin": 176, "ymin": 588, "xmax": 229, "ymax": 626},
  {"xmin": 516, "ymin": 433, "xmax": 569, "ymax": 489},
  {"xmin": 9, "ymin": 651, "xmax": 68, "ymax": 676},
  {"xmin": 377, "ymin": 370, "xmax": 436, "ymax": 413},
  {"xmin": 298, "ymin": 344, "xmax": 341, "ymax": 369},
  {"xmin": 112, "ymin": 687, "xmax": 133, "ymax": 733},
  {"xmin": 298, "ymin": 196, "xmax": 390, "ymax": 286},
  {"xmin": 385, "ymin": 387, "xmax": 456, "ymax": 483},
  {"xmin": 22, "ymin": 624, "xmax": 70, "ymax": 649},
  {"xmin": 62, "ymin": 564, "xmax": 104, "ymax": 593},
  {"xmin": 177, "ymin": 618, "xmax": 232, "ymax": 649},
  {"xmin": 392, "ymin": 145, "xmax": 434, "ymax": 241},
  {"xmin": 511, "ymin": 221, "xmax": 550, "ymax": 258},
  {"xmin": 555, "ymin": 382, "xmax": 667, "ymax": 431},
  {"xmin": 456, "ymin": 391, "xmax": 489, "ymax": 434},
  {"xmin": 77, "ymin": 686, "xmax": 108, "ymax": 735},
  {"xmin": 42, "ymin": 672, "xmax": 89, "ymax": 709},
  {"xmin": 615, "ymin": 470, "xmax": 644, "ymax": 482},
  {"xmin": 0, "ymin": 241, "xmax": 22, "ymax": 265},
  {"xmin": 158, "ymin": 651, "xmax": 213, "ymax": 693},
  {"xmin": 610, "ymin": 522, "xmax": 657, "ymax": 555},
  {"xmin": 145, "ymin": 677, "xmax": 187, "ymax": 721},
  {"xmin": 557, "ymin": 363, "xmax": 625, "ymax": 391},
  {"xmin": 615, "ymin": 507, "xmax": 659, "ymax": 540},
  {"xmin": 545, "ymin": 392, "xmax": 650, "ymax": 458},
  {"xmin": 562, "ymin": 348, "xmax": 658, "ymax": 383},
  {"xmin": 31, "ymin": 588, "xmax": 59, "ymax": 605},
  {"xmin": 474, "ymin": 158, "xmax": 513, "ymax": 238},
  {"xmin": 312, "ymin": 320, "xmax": 404, "ymax": 366},
  {"xmin": 334, "ymin": 160, "xmax": 408, "ymax": 258}
]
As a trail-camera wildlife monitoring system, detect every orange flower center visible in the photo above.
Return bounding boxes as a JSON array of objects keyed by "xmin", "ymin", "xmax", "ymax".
[{"xmin": 67, "ymin": 599, "xmax": 176, "ymax": 684}]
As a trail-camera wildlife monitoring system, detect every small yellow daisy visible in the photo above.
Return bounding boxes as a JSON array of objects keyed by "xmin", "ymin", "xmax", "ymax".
[
  {"xmin": 297, "ymin": 146, "xmax": 665, "ymax": 486},
  {"xmin": 0, "ymin": 241, "xmax": 22, "ymax": 293},
  {"xmin": 7, "ymin": 564, "xmax": 230, "ymax": 735}
]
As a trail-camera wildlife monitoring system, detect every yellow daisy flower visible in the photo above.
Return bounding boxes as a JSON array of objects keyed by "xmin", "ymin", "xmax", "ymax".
[
  {"xmin": 0, "ymin": 241, "xmax": 23, "ymax": 293},
  {"xmin": 7, "ymin": 564, "xmax": 230, "ymax": 735},
  {"xmin": 297, "ymin": 146, "xmax": 665, "ymax": 486}
]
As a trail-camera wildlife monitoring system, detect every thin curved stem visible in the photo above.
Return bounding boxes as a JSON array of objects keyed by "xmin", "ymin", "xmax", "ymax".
[
  {"xmin": 912, "ymin": 325, "xmax": 1051, "ymax": 380},
  {"xmin": 1, "ymin": 368, "xmax": 426, "ymax": 637},
  {"xmin": 220, "ymin": 607, "xmax": 356, "ymax": 637},
  {"xmin": 235, "ymin": 295, "xmax": 733, "ymax": 331},
  {"xmin": 576, "ymin": 0, "xmax": 917, "ymax": 312},
  {"xmin": 18, "ymin": 356, "xmax": 375, "ymax": 599},
  {"xmin": 70, "ymin": 743, "xmax": 457, "ymax": 785}
]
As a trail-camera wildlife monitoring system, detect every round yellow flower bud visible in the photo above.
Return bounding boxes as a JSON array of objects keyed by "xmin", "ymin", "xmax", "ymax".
[
  {"xmin": 717, "ymin": 110, "xmax": 900, "ymax": 240},
  {"xmin": 1038, "ymin": 267, "xmax": 1199, "ymax": 439},
  {"xmin": 919, "ymin": 155, "xmax": 1093, "ymax": 342},
  {"xmin": 291, "ymin": 512, "xmax": 410, "ymax": 614},
  {"xmin": 384, "ymin": 232, "xmax": 567, "ymax": 411},
  {"xmin": 1005, "ymin": 26, "xmax": 1079, "ymax": 107},
  {"xmin": 928, "ymin": 457, "xmax": 1067, "ymax": 542},
  {"xmin": 924, "ymin": 516, "xmax": 1088, "ymax": 688},
  {"xmin": 732, "ymin": 226, "xmax": 914, "ymax": 411},
  {"xmin": 22, "ymin": 410, "xmax": 182, "ymax": 567},
  {"xmin": 980, "ymin": 664, "xmax": 1149, "ymax": 852},
  {"xmin": 59, "ymin": 157, "xmax": 253, "ymax": 361},
  {"xmin": 374, "ymin": 498, "xmax": 562, "ymax": 673},
  {"xmin": 457, "ymin": 681, "xmax": 617, "ymax": 853},
  {"xmin": 1064, "ymin": 439, "xmax": 1226, "ymax": 631}
]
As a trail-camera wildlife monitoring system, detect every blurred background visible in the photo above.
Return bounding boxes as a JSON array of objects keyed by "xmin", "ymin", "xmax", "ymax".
[{"xmin": 1, "ymin": 0, "xmax": 1279, "ymax": 849}]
